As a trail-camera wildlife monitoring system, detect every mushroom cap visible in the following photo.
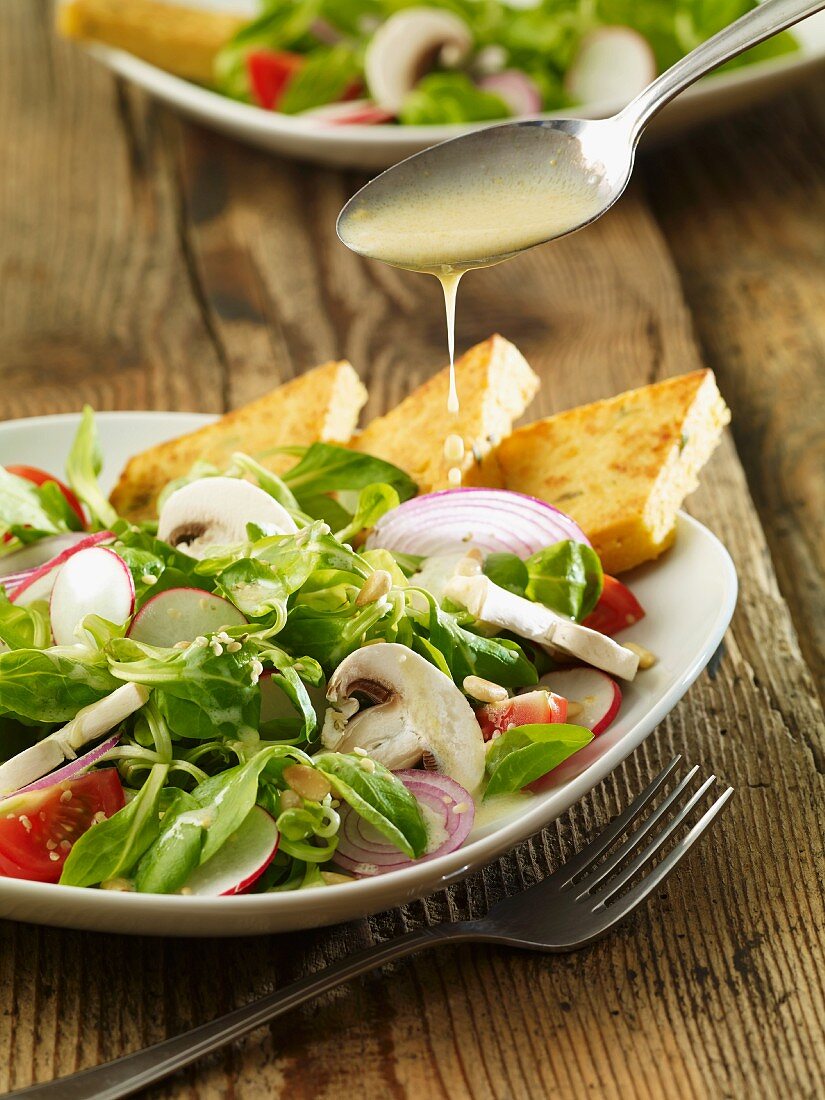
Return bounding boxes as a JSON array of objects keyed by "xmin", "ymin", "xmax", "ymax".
[
  {"xmin": 157, "ymin": 477, "xmax": 297, "ymax": 559},
  {"xmin": 365, "ymin": 8, "xmax": 473, "ymax": 112},
  {"xmin": 323, "ymin": 642, "xmax": 486, "ymax": 792}
]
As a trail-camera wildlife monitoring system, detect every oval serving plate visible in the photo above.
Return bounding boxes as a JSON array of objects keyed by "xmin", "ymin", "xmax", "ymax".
[
  {"xmin": 0, "ymin": 412, "xmax": 737, "ymax": 936},
  {"xmin": 83, "ymin": 13, "xmax": 825, "ymax": 169}
]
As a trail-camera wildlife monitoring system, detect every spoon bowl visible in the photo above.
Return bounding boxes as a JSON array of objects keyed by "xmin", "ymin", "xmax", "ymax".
[{"xmin": 338, "ymin": 0, "xmax": 823, "ymax": 273}]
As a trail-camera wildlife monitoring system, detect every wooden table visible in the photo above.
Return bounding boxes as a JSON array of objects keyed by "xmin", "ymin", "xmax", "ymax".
[{"xmin": 1, "ymin": 3, "xmax": 824, "ymax": 1096}]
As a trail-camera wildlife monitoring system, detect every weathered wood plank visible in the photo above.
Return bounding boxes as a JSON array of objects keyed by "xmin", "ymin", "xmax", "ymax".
[{"xmin": 0, "ymin": 3, "xmax": 823, "ymax": 1098}]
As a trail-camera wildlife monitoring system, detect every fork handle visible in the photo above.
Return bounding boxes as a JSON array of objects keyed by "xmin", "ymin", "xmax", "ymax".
[{"xmin": 8, "ymin": 922, "xmax": 475, "ymax": 1100}]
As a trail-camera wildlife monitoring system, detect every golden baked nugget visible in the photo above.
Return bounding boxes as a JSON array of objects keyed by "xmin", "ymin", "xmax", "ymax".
[
  {"xmin": 110, "ymin": 361, "xmax": 367, "ymax": 521},
  {"xmin": 351, "ymin": 335, "xmax": 540, "ymax": 492},
  {"xmin": 492, "ymin": 370, "xmax": 730, "ymax": 574},
  {"xmin": 57, "ymin": 0, "xmax": 244, "ymax": 84}
]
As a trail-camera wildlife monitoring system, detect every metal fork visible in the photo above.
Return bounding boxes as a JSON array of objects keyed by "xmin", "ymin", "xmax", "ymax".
[{"xmin": 8, "ymin": 756, "xmax": 732, "ymax": 1100}]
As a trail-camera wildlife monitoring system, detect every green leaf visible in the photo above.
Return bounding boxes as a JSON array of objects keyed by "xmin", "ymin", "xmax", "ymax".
[
  {"xmin": 525, "ymin": 541, "xmax": 603, "ymax": 621},
  {"xmin": 400, "ymin": 72, "xmax": 511, "ymax": 125},
  {"xmin": 0, "ymin": 593, "xmax": 50, "ymax": 651},
  {"xmin": 484, "ymin": 723, "xmax": 593, "ymax": 799},
  {"xmin": 0, "ymin": 648, "xmax": 119, "ymax": 723},
  {"xmin": 65, "ymin": 406, "xmax": 119, "ymax": 529},
  {"xmin": 60, "ymin": 763, "xmax": 169, "ymax": 887},
  {"xmin": 314, "ymin": 752, "xmax": 428, "ymax": 858},
  {"xmin": 483, "ymin": 552, "xmax": 529, "ymax": 596},
  {"xmin": 0, "ymin": 468, "xmax": 66, "ymax": 539},
  {"xmin": 214, "ymin": 0, "xmax": 321, "ymax": 99},
  {"xmin": 334, "ymin": 483, "xmax": 400, "ymax": 544},
  {"xmin": 282, "ymin": 443, "xmax": 417, "ymax": 508},
  {"xmin": 279, "ymin": 45, "xmax": 361, "ymax": 114},
  {"xmin": 133, "ymin": 788, "xmax": 202, "ymax": 894}
]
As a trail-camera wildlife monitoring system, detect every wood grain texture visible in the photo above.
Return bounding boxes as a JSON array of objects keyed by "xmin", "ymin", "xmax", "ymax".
[{"xmin": 0, "ymin": 3, "xmax": 824, "ymax": 1098}]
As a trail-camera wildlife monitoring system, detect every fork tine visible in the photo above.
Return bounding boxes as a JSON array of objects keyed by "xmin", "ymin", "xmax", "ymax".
[
  {"xmin": 555, "ymin": 756, "xmax": 683, "ymax": 888},
  {"xmin": 588, "ymin": 786, "xmax": 734, "ymax": 928},
  {"xmin": 575, "ymin": 767, "xmax": 711, "ymax": 898}
]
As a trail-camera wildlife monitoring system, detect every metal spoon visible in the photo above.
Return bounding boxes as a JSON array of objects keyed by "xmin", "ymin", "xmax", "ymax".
[{"xmin": 338, "ymin": 0, "xmax": 824, "ymax": 272}]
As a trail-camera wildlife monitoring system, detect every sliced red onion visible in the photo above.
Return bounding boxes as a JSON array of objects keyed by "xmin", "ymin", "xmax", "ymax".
[
  {"xmin": 366, "ymin": 488, "xmax": 590, "ymax": 559},
  {"xmin": 0, "ymin": 532, "xmax": 104, "ymax": 582},
  {"xmin": 333, "ymin": 769, "xmax": 474, "ymax": 877},
  {"xmin": 5, "ymin": 733, "xmax": 120, "ymax": 798},
  {"xmin": 478, "ymin": 70, "xmax": 541, "ymax": 116},
  {"xmin": 7, "ymin": 530, "xmax": 115, "ymax": 604}
]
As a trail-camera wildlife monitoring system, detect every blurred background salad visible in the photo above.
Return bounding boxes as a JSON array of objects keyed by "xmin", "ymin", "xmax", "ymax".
[{"xmin": 60, "ymin": 0, "xmax": 798, "ymax": 126}]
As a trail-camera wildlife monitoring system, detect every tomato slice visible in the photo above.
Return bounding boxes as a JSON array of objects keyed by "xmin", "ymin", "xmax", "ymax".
[
  {"xmin": 476, "ymin": 689, "xmax": 568, "ymax": 741},
  {"xmin": 0, "ymin": 770, "xmax": 124, "ymax": 883},
  {"xmin": 583, "ymin": 575, "xmax": 645, "ymax": 636},
  {"xmin": 5, "ymin": 465, "xmax": 86, "ymax": 528},
  {"xmin": 247, "ymin": 50, "xmax": 304, "ymax": 110}
]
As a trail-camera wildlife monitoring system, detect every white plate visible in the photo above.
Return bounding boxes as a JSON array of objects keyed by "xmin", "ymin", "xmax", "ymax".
[
  {"xmin": 84, "ymin": 14, "xmax": 825, "ymax": 168},
  {"xmin": 0, "ymin": 412, "xmax": 737, "ymax": 936}
]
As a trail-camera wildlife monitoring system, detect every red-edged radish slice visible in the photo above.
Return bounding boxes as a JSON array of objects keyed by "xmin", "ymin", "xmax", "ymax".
[
  {"xmin": 8, "ymin": 531, "xmax": 114, "ymax": 605},
  {"xmin": 0, "ymin": 533, "xmax": 94, "ymax": 580},
  {"xmin": 50, "ymin": 547, "xmax": 135, "ymax": 646},
  {"xmin": 333, "ymin": 770, "xmax": 473, "ymax": 877},
  {"xmin": 128, "ymin": 588, "xmax": 247, "ymax": 648},
  {"xmin": 304, "ymin": 100, "xmax": 394, "ymax": 125},
  {"xmin": 182, "ymin": 806, "xmax": 279, "ymax": 896},
  {"xmin": 565, "ymin": 27, "xmax": 657, "ymax": 107},
  {"xmin": 478, "ymin": 71, "xmax": 541, "ymax": 115},
  {"xmin": 539, "ymin": 668, "xmax": 621, "ymax": 736}
]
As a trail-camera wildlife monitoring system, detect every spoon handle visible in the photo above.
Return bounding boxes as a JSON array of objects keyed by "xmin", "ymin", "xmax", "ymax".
[{"xmin": 621, "ymin": 0, "xmax": 825, "ymax": 141}]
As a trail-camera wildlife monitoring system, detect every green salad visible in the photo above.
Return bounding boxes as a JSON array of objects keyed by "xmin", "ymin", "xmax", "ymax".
[
  {"xmin": 213, "ymin": 0, "xmax": 798, "ymax": 124},
  {"xmin": 0, "ymin": 408, "xmax": 651, "ymax": 895}
]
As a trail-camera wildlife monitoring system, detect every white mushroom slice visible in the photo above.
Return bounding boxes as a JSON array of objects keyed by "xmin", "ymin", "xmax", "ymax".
[
  {"xmin": 565, "ymin": 27, "xmax": 657, "ymax": 108},
  {"xmin": 0, "ymin": 683, "xmax": 149, "ymax": 795},
  {"xmin": 365, "ymin": 9, "xmax": 473, "ymax": 112},
  {"xmin": 157, "ymin": 477, "xmax": 297, "ymax": 559},
  {"xmin": 322, "ymin": 642, "xmax": 485, "ymax": 793},
  {"xmin": 445, "ymin": 574, "xmax": 639, "ymax": 681}
]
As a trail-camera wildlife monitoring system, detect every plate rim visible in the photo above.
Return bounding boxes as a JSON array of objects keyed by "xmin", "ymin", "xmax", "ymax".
[
  {"xmin": 0, "ymin": 411, "xmax": 738, "ymax": 931},
  {"xmin": 83, "ymin": 16, "xmax": 825, "ymax": 149}
]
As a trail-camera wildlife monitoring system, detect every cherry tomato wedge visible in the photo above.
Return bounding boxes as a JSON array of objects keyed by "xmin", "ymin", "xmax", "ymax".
[
  {"xmin": 0, "ymin": 770, "xmax": 124, "ymax": 883},
  {"xmin": 476, "ymin": 689, "xmax": 568, "ymax": 741},
  {"xmin": 247, "ymin": 49, "xmax": 304, "ymax": 110},
  {"xmin": 5, "ymin": 465, "xmax": 86, "ymax": 528},
  {"xmin": 583, "ymin": 575, "xmax": 645, "ymax": 636}
]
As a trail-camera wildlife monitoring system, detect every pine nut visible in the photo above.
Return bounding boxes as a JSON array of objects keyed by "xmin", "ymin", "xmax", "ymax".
[
  {"xmin": 321, "ymin": 871, "xmax": 354, "ymax": 886},
  {"xmin": 455, "ymin": 548, "xmax": 483, "ymax": 576},
  {"xmin": 625, "ymin": 642, "xmax": 657, "ymax": 669},
  {"xmin": 283, "ymin": 765, "xmax": 331, "ymax": 802},
  {"xmin": 463, "ymin": 675, "xmax": 508, "ymax": 703},
  {"xmin": 355, "ymin": 568, "xmax": 393, "ymax": 606}
]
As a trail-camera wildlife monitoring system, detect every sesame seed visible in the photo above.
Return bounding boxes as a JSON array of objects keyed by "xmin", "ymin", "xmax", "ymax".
[
  {"xmin": 210, "ymin": 640, "xmax": 224, "ymax": 656},
  {"xmin": 226, "ymin": 640, "xmax": 242, "ymax": 653},
  {"xmin": 140, "ymin": 573, "xmax": 157, "ymax": 586},
  {"xmin": 193, "ymin": 636, "xmax": 208, "ymax": 648},
  {"xmin": 173, "ymin": 640, "xmax": 190, "ymax": 650},
  {"xmin": 352, "ymin": 747, "xmax": 368, "ymax": 757},
  {"xmin": 49, "ymin": 852, "xmax": 60, "ymax": 862},
  {"xmin": 359, "ymin": 758, "xmax": 377, "ymax": 774},
  {"xmin": 92, "ymin": 811, "xmax": 107, "ymax": 825},
  {"xmin": 452, "ymin": 801, "xmax": 469, "ymax": 814},
  {"xmin": 216, "ymin": 631, "xmax": 232, "ymax": 644}
]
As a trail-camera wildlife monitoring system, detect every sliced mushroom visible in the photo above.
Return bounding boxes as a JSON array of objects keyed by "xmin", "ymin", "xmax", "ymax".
[
  {"xmin": 322, "ymin": 642, "xmax": 485, "ymax": 793},
  {"xmin": 157, "ymin": 477, "xmax": 297, "ymax": 559},
  {"xmin": 365, "ymin": 9, "xmax": 473, "ymax": 112},
  {"xmin": 445, "ymin": 574, "xmax": 639, "ymax": 681}
]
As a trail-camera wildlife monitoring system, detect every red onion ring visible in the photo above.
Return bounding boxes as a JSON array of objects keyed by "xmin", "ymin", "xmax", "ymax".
[
  {"xmin": 2, "ymin": 733, "xmax": 121, "ymax": 799},
  {"xmin": 366, "ymin": 488, "xmax": 589, "ymax": 559},
  {"xmin": 333, "ymin": 769, "xmax": 474, "ymax": 877}
]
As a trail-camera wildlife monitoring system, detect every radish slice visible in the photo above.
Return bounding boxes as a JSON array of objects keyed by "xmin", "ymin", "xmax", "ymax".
[
  {"xmin": 333, "ymin": 770, "xmax": 473, "ymax": 877},
  {"xmin": 6, "ymin": 734, "xmax": 121, "ymax": 798},
  {"xmin": 478, "ymin": 71, "xmax": 541, "ymax": 116},
  {"xmin": 182, "ymin": 806, "xmax": 279, "ymax": 896},
  {"xmin": 367, "ymin": 488, "xmax": 590, "ymax": 559},
  {"xmin": 304, "ymin": 99, "xmax": 394, "ymax": 125},
  {"xmin": 0, "ymin": 533, "xmax": 96, "ymax": 581},
  {"xmin": 128, "ymin": 588, "xmax": 247, "ymax": 648},
  {"xmin": 8, "ymin": 531, "xmax": 115, "ymax": 605},
  {"xmin": 50, "ymin": 546, "xmax": 135, "ymax": 646},
  {"xmin": 539, "ymin": 668, "xmax": 621, "ymax": 735},
  {"xmin": 565, "ymin": 27, "xmax": 657, "ymax": 107}
]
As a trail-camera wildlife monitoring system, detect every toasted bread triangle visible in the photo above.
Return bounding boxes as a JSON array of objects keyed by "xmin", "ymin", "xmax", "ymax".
[
  {"xmin": 350, "ymin": 335, "xmax": 540, "ymax": 493},
  {"xmin": 491, "ymin": 370, "xmax": 730, "ymax": 574},
  {"xmin": 110, "ymin": 361, "xmax": 367, "ymax": 521}
]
